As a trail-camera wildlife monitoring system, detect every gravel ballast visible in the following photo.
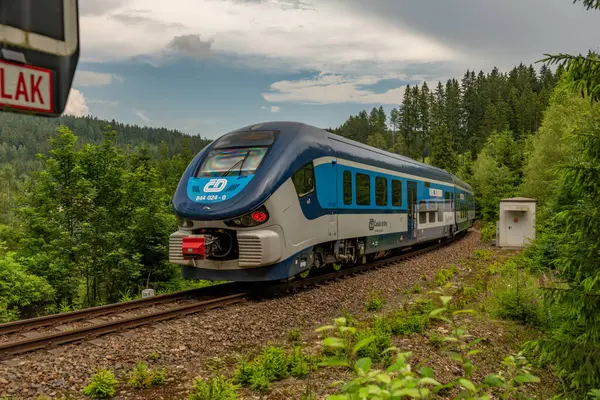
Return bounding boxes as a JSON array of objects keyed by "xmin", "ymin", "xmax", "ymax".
[{"xmin": 0, "ymin": 230, "xmax": 482, "ymax": 399}]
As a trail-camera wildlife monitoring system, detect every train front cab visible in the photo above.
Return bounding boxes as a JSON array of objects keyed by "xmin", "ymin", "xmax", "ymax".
[{"xmin": 169, "ymin": 129, "xmax": 292, "ymax": 281}]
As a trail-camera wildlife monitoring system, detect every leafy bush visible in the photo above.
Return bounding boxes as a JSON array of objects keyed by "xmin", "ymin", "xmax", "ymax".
[
  {"xmin": 493, "ymin": 287, "xmax": 543, "ymax": 326},
  {"xmin": 0, "ymin": 252, "xmax": 55, "ymax": 322},
  {"xmin": 82, "ymin": 368, "xmax": 118, "ymax": 399},
  {"xmin": 480, "ymin": 222, "xmax": 497, "ymax": 243},
  {"xmin": 435, "ymin": 265, "xmax": 457, "ymax": 287},
  {"xmin": 354, "ymin": 318, "xmax": 392, "ymax": 362},
  {"xmin": 288, "ymin": 328, "xmax": 301, "ymax": 345},
  {"xmin": 148, "ymin": 351, "xmax": 161, "ymax": 361},
  {"xmin": 412, "ymin": 298, "xmax": 436, "ymax": 315},
  {"xmin": 428, "ymin": 331, "xmax": 445, "ymax": 348},
  {"xmin": 365, "ymin": 290, "xmax": 384, "ymax": 312},
  {"xmin": 128, "ymin": 361, "xmax": 166, "ymax": 389},
  {"xmin": 316, "ymin": 296, "xmax": 542, "ymax": 400},
  {"xmin": 474, "ymin": 249, "xmax": 493, "ymax": 261},
  {"xmin": 233, "ymin": 356, "xmax": 254, "ymax": 386},
  {"xmin": 188, "ymin": 374, "xmax": 239, "ymax": 400},
  {"xmin": 289, "ymin": 346, "xmax": 310, "ymax": 378},
  {"xmin": 392, "ymin": 313, "xmax": 430, "ymax": 335},
  {"xmin": 233, "ymin": 344, "xmax": 313, "ymax": 392},
  {"xmin": 486, "ymin": 259, "xmax": 545, "ymax": 327}
]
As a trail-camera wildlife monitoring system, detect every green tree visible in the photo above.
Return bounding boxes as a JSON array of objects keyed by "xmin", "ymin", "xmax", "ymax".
[
  {"xmin": 399, "ymin": 85, "xmax": 418, "ymax": 158},
  {"xmin": 18, "ymin": 126, "xmax": 91, "ymax": 304},
  {"xmin": 17, "ymin": 125, "xmax": 179, "ymax": 308},
  {"xmin": 430, "ymin": 123, "xmax": 458, "ymax": 173},
  {"xmin": 0, "ymin": 252, "xmax": 55, "ymax": 321},
  {"xmin": 521, "ymin": 80, "xmax": 594, "ymax": 206},
  {"xmin": 526, "ymin": 105, "xmax": 600, "ymax": 395},
  {"xmin": 366, "ymin": 132, "xmax": 387, "ymax": 150},
  {"xmin": 470, "ymin": 131, "xmax": 522, "ymax": 221}
]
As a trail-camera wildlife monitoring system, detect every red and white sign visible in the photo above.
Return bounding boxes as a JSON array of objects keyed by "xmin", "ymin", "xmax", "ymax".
[{"xmin": 0, "ymin": 60, "xmax": 53, "ymax": 113}]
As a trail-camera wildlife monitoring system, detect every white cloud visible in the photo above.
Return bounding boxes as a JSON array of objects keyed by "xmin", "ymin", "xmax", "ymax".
[
  {"xmin": 78, "ymin": 0, "xmax": 459, "ymax": 74},
  {"xmin": 135, "ymin": 110, "xmax": 151, "ymax": 122},
  {"xmin": 62, "ymin": 89, "xmax": 90, "ymax": 117},
  {"xmin": 262, "ymin": 73, "xmax": 412, "ymax": 105},
  {"xmin": 270, "ymin": 105, "xmax": 280, "ymax": 112},
  {"xmin": 73, "ymin": 70, "xmax": 124, "ymax": 86}
]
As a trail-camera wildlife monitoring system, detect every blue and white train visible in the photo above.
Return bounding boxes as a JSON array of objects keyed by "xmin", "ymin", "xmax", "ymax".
[{"xmin": 169, "ymin": 122, "xmax": 475, "ymax": 282}]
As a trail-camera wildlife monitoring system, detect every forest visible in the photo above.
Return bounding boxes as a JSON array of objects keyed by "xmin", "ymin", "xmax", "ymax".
[{"xmin": 1, "ymin": 30, "xmax": 600, "ymax": 398}]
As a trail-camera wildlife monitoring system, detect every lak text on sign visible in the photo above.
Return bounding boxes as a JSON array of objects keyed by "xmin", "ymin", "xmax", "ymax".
[{"xmin": 0, "ymin": 60, "xmax": 52, "ymax": 113}]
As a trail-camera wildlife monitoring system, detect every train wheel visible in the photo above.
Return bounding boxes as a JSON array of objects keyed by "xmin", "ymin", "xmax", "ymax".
[{"xmin": 299, "ymin": 268, "xmax": 311, "ymax": 279}]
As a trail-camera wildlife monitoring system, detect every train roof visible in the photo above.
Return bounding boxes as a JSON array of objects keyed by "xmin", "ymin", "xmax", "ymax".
[{"xmin": 229, "ymin": 121, "xmax": 472, "ymax": 191}]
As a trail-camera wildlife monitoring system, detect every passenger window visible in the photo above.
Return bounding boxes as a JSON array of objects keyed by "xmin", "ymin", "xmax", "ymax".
[
  {"xmin": 444, "ymin": 192, "xmax": 451, "ymax": 210},
  {"xmin": 392, "ymin": 180, "xmax": 402, "ymax": 206},
  {"xmin": 429, "ymin": 211, "xmax": 436, "ymax": 223},
  {"xmin": 292, "ymin": 162, "xmax": 315, "ymax": 198},
  {"xmin": 356, "ymin": 173, "xmax": 371, "ymax": 206},
  {"xmin": 343, "ymin": 170, "xmax": 352, "ymax": 205},
  {"xmin": 419, "ymin": 212, "xmax": 427, "ymax": 224},
  {"xmin": 375, "ymin": 176, "xmax": 387, "ymax": 206}
]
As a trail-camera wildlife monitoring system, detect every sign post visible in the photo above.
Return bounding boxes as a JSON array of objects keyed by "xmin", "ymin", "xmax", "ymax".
[{"xmin": 0, "ymin": 0, "xmax": 80, "ymax": 117}]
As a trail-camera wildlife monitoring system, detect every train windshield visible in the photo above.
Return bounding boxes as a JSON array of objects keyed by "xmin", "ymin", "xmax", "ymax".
[
  {"xmin": 197, "ymin": 147, "xmax": 268, "ymax": 177},
  {"xmin": 196, "ymin": 130, "xmax": 278, "ymax": 177}
]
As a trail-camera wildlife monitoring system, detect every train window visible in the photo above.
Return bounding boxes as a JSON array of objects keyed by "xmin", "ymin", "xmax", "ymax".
[
  {"xmin": 375, "ymin": 176, "xmax": 388, "ymax": 206},
  {"xmin": 428, "ymin": 211, "xmax": 436, "ymax": 223},
  {"xmin": 424, "ymin": 182, "xmax": 431, "ymax": 188},
  {"xmin": 356, "ymin": 173, "xmax": 371, "ymax": 206},
  {"xmin": 444, "ymin": 191, "xmax": 451, "ymax": 210},
  {"xmin": 343, "ymin": 170, "xmax": 352, "ymax": 205},
  {"xmin": 392, "ymin": 180, "xmax": 403, "ymax": 206},
  {"xmin": 419, "ymin": 212, "xmax": 427, "ymax": 224},
  {"xmin": 197, "ymin": 147, "xmax": 268, "ymax": 177},
  {"xmin": 292, "ymin": 162, "xmax": 315, "ymax": 198}
]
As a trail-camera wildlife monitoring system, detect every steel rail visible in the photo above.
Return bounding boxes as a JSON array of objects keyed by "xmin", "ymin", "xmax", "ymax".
[
  {"xmin": 0, "ymin": 282, "xmax": 242, "ymax": 336},
  {"xmin": 0, "ymin": 293, "xmax": 247, "ymax": 359}
]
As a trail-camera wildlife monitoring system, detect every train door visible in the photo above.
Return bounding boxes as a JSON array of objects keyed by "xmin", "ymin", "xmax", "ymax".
[
  {"xmin": 328, "ymin": 140, "xmax": 338, "ymax": 239},
  {"xmin": 407, "ymin": 181, "xmax": 417, "ymax": 240}
]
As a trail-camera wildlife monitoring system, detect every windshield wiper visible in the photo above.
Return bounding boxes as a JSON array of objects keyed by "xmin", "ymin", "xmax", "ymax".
[{"xmin": 222, "ymin": 150, "xmax": 251, "ymax": 177}]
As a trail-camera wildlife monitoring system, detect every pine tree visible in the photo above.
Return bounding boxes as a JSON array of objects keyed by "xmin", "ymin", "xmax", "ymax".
[
  {"xmin": 444, "ymin": 79, "xmax": 462, "ymax": 153},
  {"xmin": 526, "ymin": 105, "xmax": 600, "ymax": 395},
  {"xmin": 399, "ymin": 85, "xmax": 418, "ymax": 158},
  {"xmin": 389, "ymin": 108, "xmax": 400, "ymax": 148},
  {"xmin": 418, "ymin": 83, "xmax": 431, "ymax": 161},
  {"xmin": 430, "ymin": 123, "xmax": 457, "ymax": 173},
  {"xmin": 366, "ymin": 132, "xmax": 387, "ymax": 150}
]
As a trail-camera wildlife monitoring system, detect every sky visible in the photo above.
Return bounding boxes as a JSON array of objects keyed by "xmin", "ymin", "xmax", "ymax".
[{"xmin": 62, "ymin": 0, "xmax": 600, "ymax": 139}]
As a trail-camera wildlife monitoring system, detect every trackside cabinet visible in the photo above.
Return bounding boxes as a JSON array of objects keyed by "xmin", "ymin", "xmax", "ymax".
[{"xmin": 498, "ymin": 197, "xmax": 537, "ymax": 248}]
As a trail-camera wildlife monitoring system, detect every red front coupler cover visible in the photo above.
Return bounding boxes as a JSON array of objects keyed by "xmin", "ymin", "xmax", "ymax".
[{"xmin": 182, "ymin": 236, "xmax": 205, "ymax": 258}]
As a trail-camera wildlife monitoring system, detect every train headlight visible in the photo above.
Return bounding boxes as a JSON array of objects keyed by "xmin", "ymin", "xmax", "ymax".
[
  {"xmin": 225, "ymin": 205, "xmax": 269, "ymax": 228},
  {"xmin": 176, "ymin": 215, "xmax": 194, "ymax": 228}
]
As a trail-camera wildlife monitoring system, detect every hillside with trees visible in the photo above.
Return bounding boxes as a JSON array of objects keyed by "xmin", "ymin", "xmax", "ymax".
[{"xmin": 0, "ymin": 113, "xmax": 211, "ymax": 176}]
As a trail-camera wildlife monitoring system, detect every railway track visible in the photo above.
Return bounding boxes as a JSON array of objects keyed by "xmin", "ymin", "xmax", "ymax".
[{"xmin": 0, "ymin": 231, "xmax": 467, "ymax": 360}]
